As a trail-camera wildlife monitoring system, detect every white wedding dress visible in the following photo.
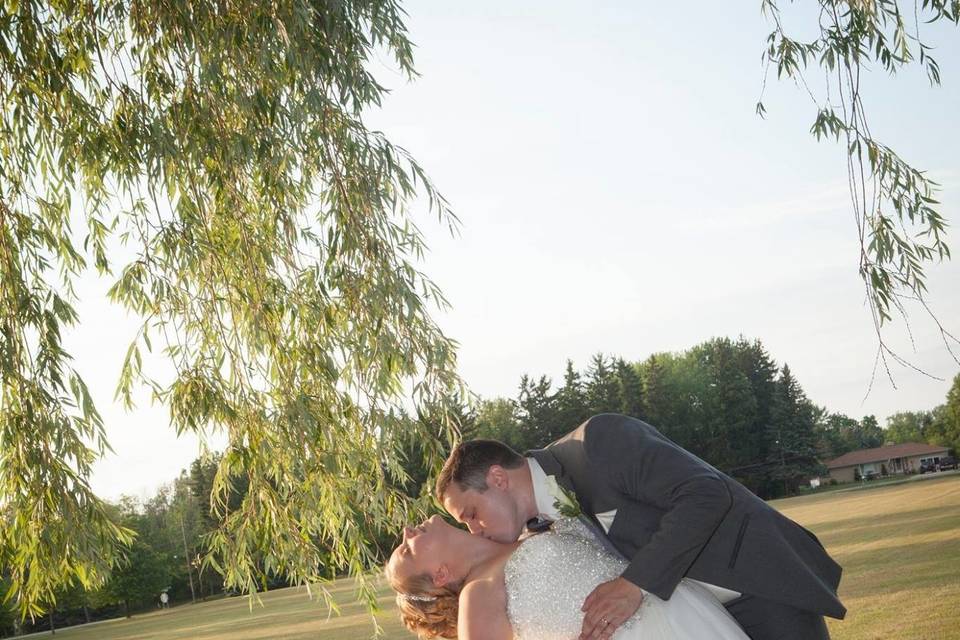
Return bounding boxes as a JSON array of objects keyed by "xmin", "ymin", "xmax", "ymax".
[{"xmin": 504, "ymin": 518, "xmax": 749, "ymax": 640}]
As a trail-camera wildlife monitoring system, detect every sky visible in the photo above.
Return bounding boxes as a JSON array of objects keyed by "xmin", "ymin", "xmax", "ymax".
[{"xmin": 78, "ymin": 1, "xmax": 960, "ymax": 501}]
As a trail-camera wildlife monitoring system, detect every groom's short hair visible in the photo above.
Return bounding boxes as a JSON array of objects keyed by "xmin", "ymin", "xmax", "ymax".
[{"xmin": 435, "ymin": 439, "xmax": 525, "ymax": 498}]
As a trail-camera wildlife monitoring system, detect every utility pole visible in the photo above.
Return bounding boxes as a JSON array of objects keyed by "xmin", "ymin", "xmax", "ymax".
[{"xmin": 180, "ymin": 514, "xmax": 197, "ymax": 603}]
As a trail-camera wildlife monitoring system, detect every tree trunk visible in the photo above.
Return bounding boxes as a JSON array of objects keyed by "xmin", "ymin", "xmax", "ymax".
[
  {"xmin": 180, "ymin": 516, "xmax": 197, "ymax": 603},
  {"xmin": 124, "ymin": 600, "xmax": 130, "ymax": 618},
  {"xmin": 83, "ymin": 604, "xmax": 91, "ymax": 624},
  {"xmin": 48, "ymin": 611, "xmax": 55, "ymax": 634}
]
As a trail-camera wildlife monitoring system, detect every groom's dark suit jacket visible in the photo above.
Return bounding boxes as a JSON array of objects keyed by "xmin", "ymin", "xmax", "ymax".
[{"xmin": 527, "ymin": 413, "xmax": 846, "ymax": 620}]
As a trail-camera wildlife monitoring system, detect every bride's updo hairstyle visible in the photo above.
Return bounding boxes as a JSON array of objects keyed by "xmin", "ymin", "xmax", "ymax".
[{"xmin": 384, "ymin": 561, "xmax": 461, "ymax": 638}]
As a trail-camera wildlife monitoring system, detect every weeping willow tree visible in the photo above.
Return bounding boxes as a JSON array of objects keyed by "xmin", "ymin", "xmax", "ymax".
[
  {"xmin": 758, "ymin": 0, "xmax": 960, "ymax": 386},
  {"xmin": 0, "ymin": 0, "xmax": 463, "ymax": 618}
]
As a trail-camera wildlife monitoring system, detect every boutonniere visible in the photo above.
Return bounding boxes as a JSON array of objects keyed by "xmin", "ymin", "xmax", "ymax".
[{"xmin": 544, "ymin": 475, "xmax": 582, "ymax": 518}]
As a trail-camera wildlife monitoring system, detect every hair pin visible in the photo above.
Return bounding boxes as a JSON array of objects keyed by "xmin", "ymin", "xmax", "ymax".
[{"xmin": 401, "ymin": 593, "xmax": 438, "ymax": 602}]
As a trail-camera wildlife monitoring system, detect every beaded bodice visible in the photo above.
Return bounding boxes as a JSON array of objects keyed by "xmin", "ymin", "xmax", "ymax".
[{"xmin": 503, "ymin": 518, "xmax": 639, "ymax": 640}]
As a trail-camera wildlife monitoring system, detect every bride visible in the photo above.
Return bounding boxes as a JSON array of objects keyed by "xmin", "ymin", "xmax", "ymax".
[{"xmin": 385, "ymin": 514, "xmax": 749, "ymax": 640}]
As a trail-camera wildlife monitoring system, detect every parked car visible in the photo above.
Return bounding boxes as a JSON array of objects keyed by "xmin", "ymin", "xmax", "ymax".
[
  {"xmin": 864, "ymin": 470, "xmax": 880, "ymax": 481},
  {"xmin": 938, "ymin": 456, "xmax": 958, "ymax": 471},
  {"xmin": 920, "ymin": 460, "xmax": 937, "ymax": 474}
]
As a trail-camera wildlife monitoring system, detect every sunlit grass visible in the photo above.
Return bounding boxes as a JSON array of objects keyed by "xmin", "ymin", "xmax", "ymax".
[
  {"xmin": 773, "ymin": 474, "xmax": 960, "ymax": 640},
  {"xmin": 23, "ymin": 474, "xmax": 960, "ymax": 639},
  {"xmin": 18, "ymin": 581, "xmax": 404, "ymax": 640}
]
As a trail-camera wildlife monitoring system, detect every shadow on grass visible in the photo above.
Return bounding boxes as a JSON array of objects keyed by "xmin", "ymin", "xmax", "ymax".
[
  {"xmin": 835, "ymin": 539, "xmax": 960, "ymax": 598},
  {"xmin": 813, "ymin": 507, "xmax": 958, "ymax": 546}
]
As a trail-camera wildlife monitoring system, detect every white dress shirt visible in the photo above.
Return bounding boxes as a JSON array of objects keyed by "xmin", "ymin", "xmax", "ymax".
[{"xmin": 528, "ymin": 457, "xmax": 562, "ymax": 521}]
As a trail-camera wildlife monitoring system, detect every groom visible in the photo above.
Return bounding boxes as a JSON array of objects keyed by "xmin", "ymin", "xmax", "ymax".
[{"xmin": 436, "ymin": 413, "xmax": 845, "ymax": 640}]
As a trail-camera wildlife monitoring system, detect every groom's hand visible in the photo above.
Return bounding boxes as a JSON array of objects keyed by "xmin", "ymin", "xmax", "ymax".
[{"xmin": 579, "ymin": 577, "xmax": 644, "ymax": 640}]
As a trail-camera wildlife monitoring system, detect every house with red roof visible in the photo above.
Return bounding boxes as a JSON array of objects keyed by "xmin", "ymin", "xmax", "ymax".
[{"xmin": 824, "ymin": 442, "xmax": 951, "ymax": 483}]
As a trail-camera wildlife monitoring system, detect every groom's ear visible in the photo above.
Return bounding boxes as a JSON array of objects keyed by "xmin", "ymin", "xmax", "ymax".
[
  {"xmin": 432, "ymin": 564, "xmax": 451, "ymax": 589},
  {"xmin": 486, "ymin": 465, "xmax": 509, "ymax": 491}
]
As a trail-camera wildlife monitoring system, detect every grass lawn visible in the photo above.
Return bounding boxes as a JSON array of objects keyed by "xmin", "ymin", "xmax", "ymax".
[
  {"xmin": 18, "ymin": 581, "xmax": 404, "ymax": 640},
  {"xmin": 772, "ymin": 473, "xmax": 960, "ymax": 640},
  {"xmin": 20, "ymin": 474, "xmax": 960, "ymax": 639}
]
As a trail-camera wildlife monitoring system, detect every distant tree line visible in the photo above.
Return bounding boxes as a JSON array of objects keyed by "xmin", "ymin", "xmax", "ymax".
[
  {"xmin": 0, "ymin": 457, "xmax": 253, "ymax": 636},
  {"xmin": 462, "ymin": 337, "xmax": 960, "ymax": 499},
  {"xmin": 3, "ymin": 335, "xmax": 958, "ymax": 637}
]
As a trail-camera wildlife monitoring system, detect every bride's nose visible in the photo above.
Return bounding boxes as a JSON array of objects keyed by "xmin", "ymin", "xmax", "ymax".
[{"xmin": 402, "ymin": 526, "xmax": 416, "ymax": 540}]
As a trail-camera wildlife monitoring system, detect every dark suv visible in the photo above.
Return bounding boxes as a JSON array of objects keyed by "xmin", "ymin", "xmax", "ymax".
[
  {"xmin": 938, "ymin": 456, "xmax": 958, "ymax": 471},
  {"xmin": 920, "ymin": 460, "xmax": 938, "ymax": 474}
]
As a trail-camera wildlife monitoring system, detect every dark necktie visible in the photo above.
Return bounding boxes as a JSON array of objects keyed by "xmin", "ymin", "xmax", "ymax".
[{"xmin": 525, "ymin": 515, "xmax": 553, "ymax": 534}]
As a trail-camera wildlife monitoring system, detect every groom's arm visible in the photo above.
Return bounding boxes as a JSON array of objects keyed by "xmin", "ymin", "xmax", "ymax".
[{"xmin": 583, "ymin": 414, "xmax": 733, "ymax": 600}]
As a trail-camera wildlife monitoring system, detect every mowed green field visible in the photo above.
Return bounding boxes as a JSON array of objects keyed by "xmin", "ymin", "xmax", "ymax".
[
  {"xmin": 21, "ymin": 474, "xmax": 960, "ymax": 640},
  {"xmin": 772, "ymin": 474, "xmax": 960, "ymax": 639}
]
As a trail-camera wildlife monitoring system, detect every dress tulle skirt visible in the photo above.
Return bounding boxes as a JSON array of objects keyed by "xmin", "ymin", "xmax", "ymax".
[{"xmin": 616, "ymin": 580, "xmax": 748, "ymax": 640}]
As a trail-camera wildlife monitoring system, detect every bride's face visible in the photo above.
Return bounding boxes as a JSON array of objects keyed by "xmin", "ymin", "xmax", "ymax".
[{"xmin": 387, "ymin": 515, "xmax": 459, "ymax": 585}]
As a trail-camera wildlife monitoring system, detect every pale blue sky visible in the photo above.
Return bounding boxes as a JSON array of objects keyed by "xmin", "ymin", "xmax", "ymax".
[{"xmin": 83, "ymin": 1, "xmax": 960, "ymax": 500}]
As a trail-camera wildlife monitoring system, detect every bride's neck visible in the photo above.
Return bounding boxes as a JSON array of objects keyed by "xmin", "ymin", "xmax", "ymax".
[{"xmin": 450, "ymin": 531, "xmax": 518, "ymax": 585}]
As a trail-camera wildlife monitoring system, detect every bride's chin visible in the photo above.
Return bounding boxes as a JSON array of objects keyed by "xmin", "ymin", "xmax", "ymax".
[{"xmin": 445, "ymin": 522, "xmax": 474, "ymax": 542}]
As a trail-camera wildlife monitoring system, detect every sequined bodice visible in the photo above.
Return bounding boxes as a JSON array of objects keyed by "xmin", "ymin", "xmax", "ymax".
[{"xmin": 503, "ymin": 518, "xmax": 638, "ymax": 640}]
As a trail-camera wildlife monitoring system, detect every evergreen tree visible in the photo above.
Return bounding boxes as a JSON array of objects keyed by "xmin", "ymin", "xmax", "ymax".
[
  {"xmin": 696, "ymin": 338, "xmax": 758, "ymax": 474},
  {"xmin": 614, "ymin": 358, "xmax": 645, "ymax": 420},
  {"xmin": 729, "ymin": 338, "xmax": 778, "ymax": 495},
  {"xmin": 189, "ymin": 457, "xmax": 221, "ymax": 533},
  {"xmin": 586, "ymin": 354, "xmax": 620, "ymax": 415},
  {"xmin": 736, "ymin": 338, "xmax": 778, "ymax": 457},
  {"xmin": 640, "ymin": 354, "xmax": 671, "ymax": 431},
  {"xmin": 555, "ymin": 360, "xmax": 591, "ymax": 436},
  {"xmin": 516, "ymin": 375, "xmax": 558, "ymax": 450},
  {"xmin": 766, "ymin": 365, "xmax": 820, "ymax": 496}
]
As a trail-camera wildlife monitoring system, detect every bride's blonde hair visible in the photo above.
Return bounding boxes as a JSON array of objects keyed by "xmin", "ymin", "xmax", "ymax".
[{"xmin": 384, "ymin": 560, "xmax": 460, "ymax": 638}]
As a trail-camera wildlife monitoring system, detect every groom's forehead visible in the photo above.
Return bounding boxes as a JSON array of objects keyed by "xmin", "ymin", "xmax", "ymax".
[{"xmin": 443, "ymin": 484, "xmax": 477, "ymax": 512}]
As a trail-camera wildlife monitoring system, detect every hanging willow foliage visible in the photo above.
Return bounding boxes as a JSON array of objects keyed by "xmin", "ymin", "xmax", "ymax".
[
  {"xmin": 0, "ymin": 0, "xmax": 463, "ymax": 618},
  {"xmin": 758, "ymin": 0, "xmax": 960, "ymax": 383}
]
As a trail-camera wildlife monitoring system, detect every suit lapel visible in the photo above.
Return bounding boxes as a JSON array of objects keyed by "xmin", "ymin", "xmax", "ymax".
[
  {"xmin": 528, "ymin": 447, "xmax": 625, "ymax": 558},
  {"xmin": 527, "ymin": 448, "xmax": 577, "ymax": 494}
]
